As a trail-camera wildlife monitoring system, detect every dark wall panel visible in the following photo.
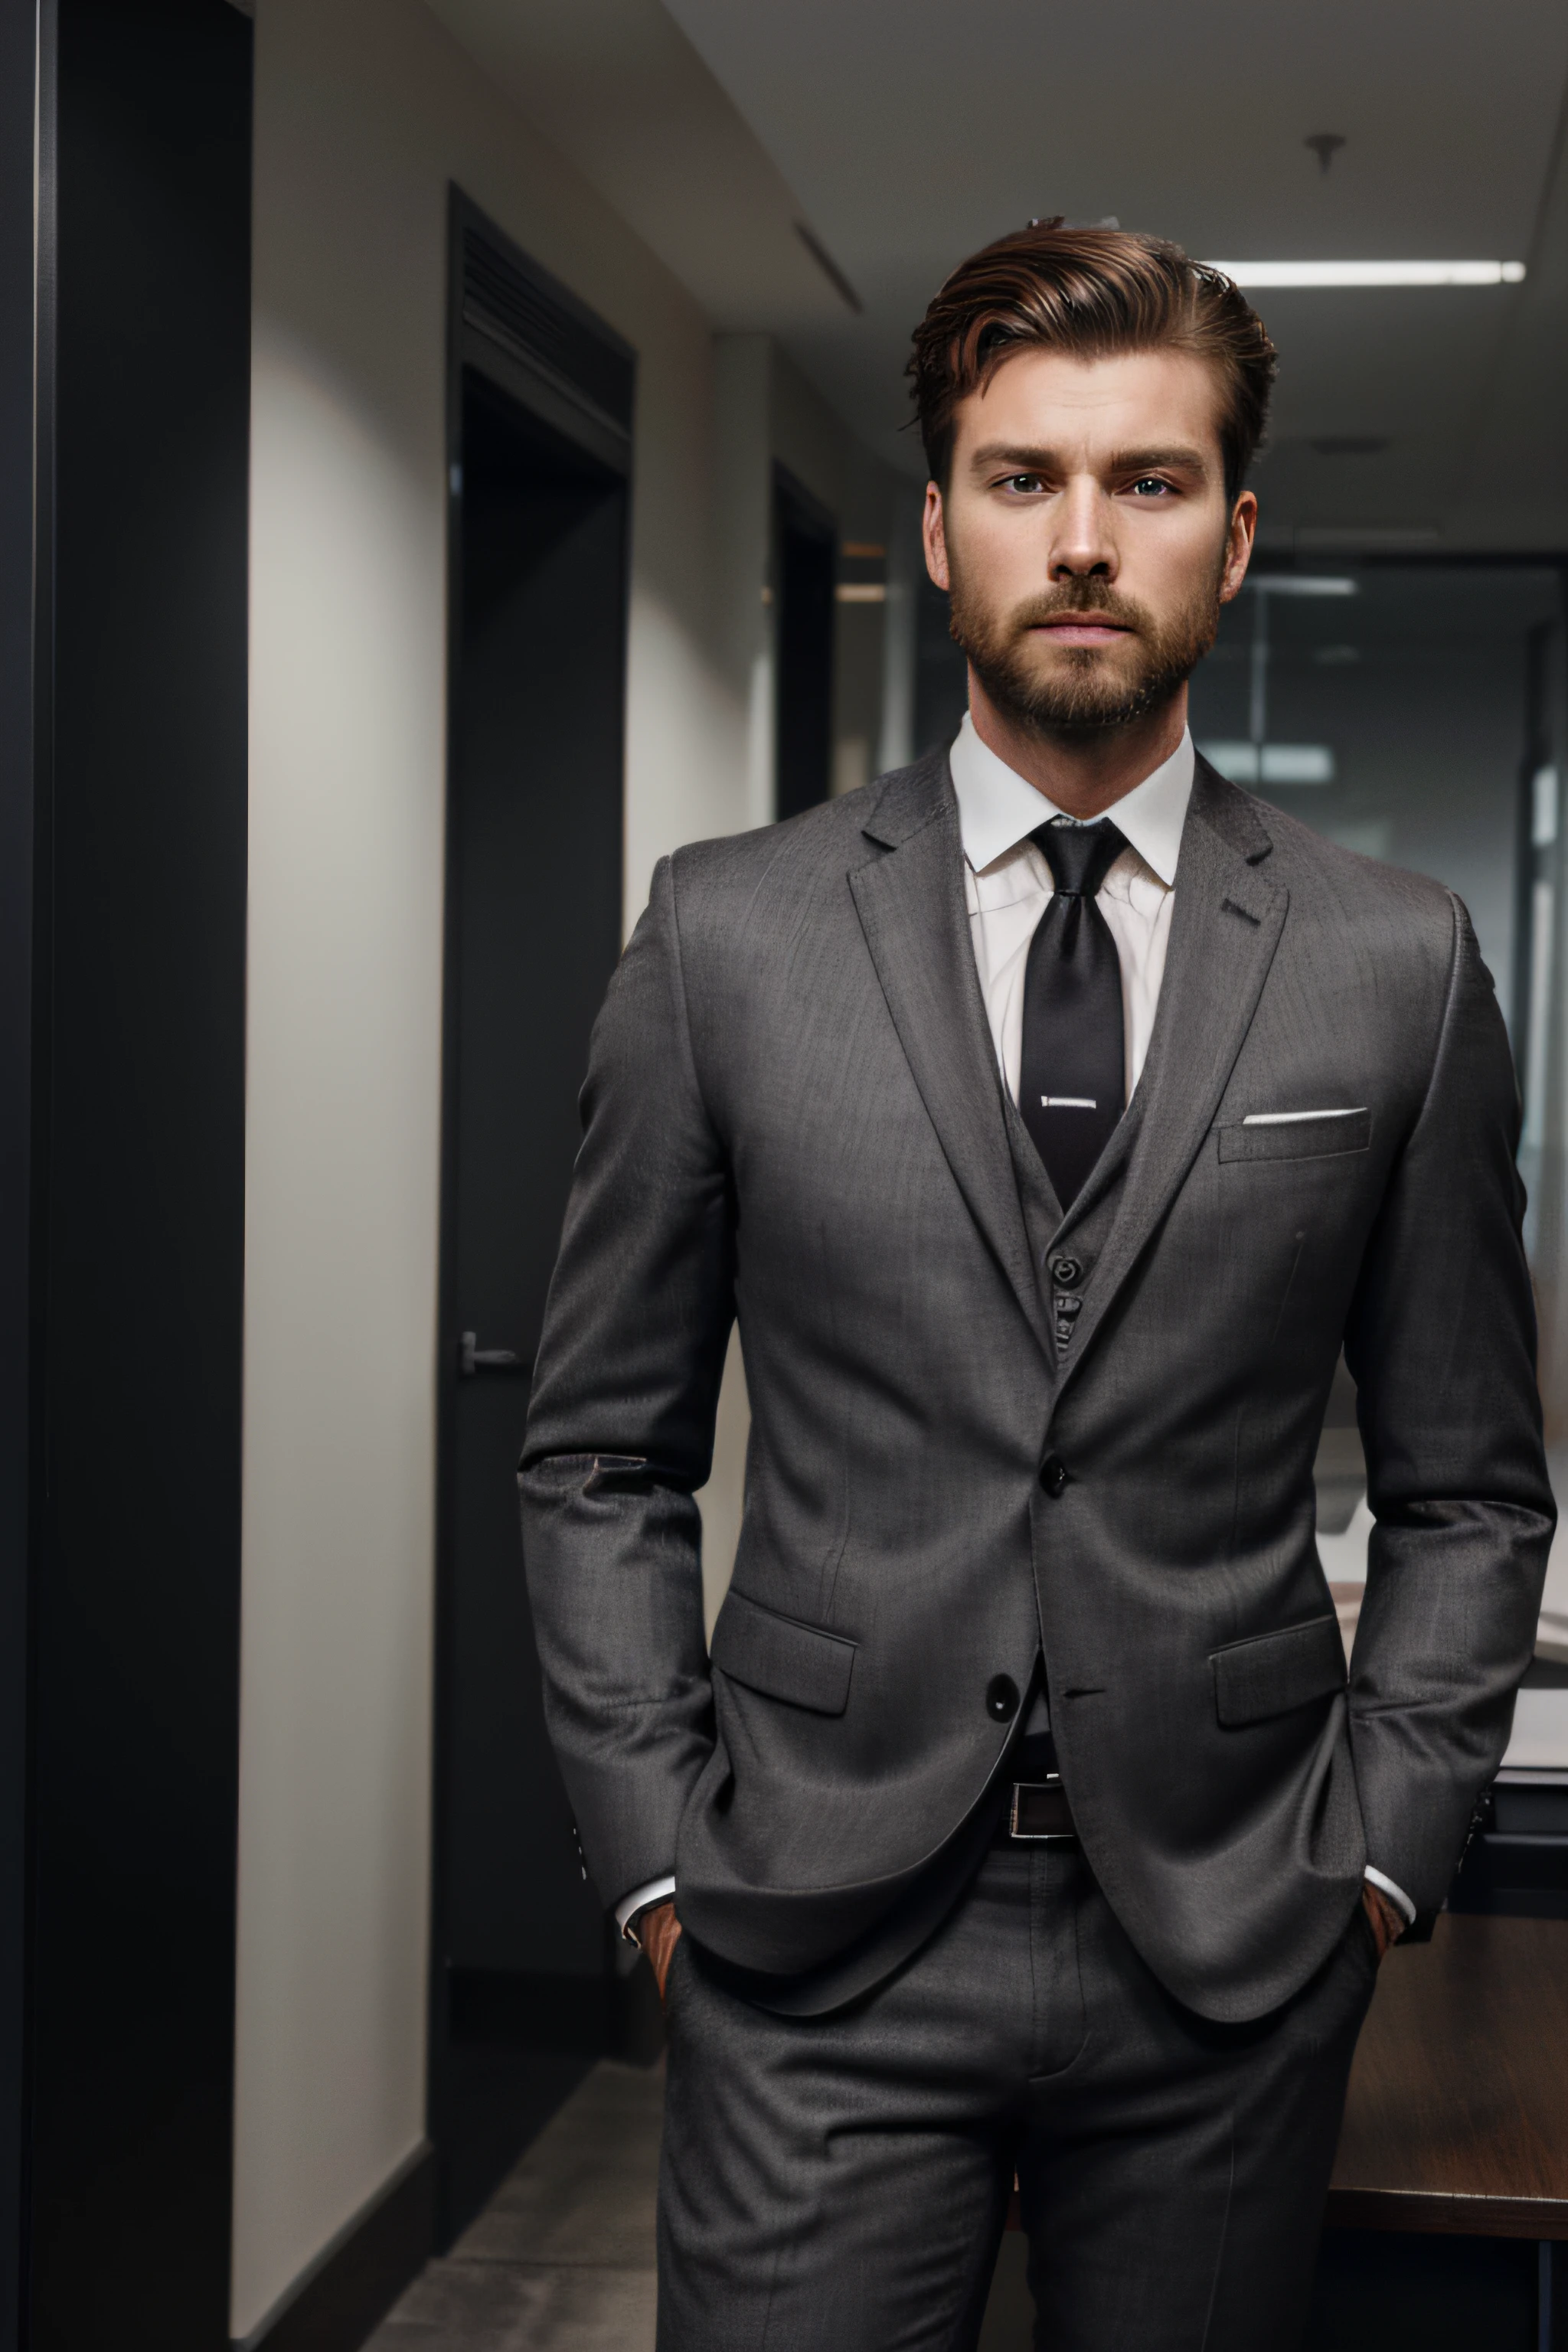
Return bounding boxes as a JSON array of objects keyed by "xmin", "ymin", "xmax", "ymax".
[
  {"xmin": 28, "ymin": 4, "xmax": 252, "ymax": 2346},
  {"xmin": 0, "ymin": 7, "xmax": 47, "ymax": 2348}
]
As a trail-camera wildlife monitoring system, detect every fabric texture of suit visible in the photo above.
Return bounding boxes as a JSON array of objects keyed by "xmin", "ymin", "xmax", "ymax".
[{"xmin": 519, "ymin": 749, "xmax": 1553, "ymax": 2024}]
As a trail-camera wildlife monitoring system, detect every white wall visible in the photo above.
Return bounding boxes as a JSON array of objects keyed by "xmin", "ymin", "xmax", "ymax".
[{"xmin": 237, "ymin": 0, "xmax": 754, "ymax": 2333}]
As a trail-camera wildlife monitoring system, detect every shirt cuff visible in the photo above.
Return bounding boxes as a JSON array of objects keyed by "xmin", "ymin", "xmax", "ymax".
[
  {"xmin": 615, "ymin": 1874, "xmax": 677, "ymax": 1942},
  {"xmin": 1363, "ymin": 1865, "xmax": 1416, "ymax": 1927}
]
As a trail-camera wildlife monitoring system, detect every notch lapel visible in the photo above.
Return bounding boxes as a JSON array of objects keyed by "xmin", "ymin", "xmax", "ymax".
[
  {"xmin": 850, "ymin": 767, "xmax": 1052, "ymax": 1361},
  {"xmin": 1054, "ymin": 766, "xmax": 1289, "ymax": 1396}
]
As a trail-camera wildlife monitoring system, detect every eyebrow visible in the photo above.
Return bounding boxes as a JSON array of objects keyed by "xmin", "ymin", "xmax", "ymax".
[{"xmin": 968, "ymin": 442, "xmax": 1214, "ymax": 478}]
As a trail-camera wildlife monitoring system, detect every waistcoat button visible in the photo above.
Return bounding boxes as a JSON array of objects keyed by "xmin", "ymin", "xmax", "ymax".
[{"xmin": 1040, "ymin": 1455, "xmax": 1069, "ymax": 1498}]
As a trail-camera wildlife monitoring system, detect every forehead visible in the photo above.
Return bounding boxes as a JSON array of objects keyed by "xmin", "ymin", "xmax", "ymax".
[{"xmin": 952, "ymin": 345, "xmax": 1227, "ymax": 467}]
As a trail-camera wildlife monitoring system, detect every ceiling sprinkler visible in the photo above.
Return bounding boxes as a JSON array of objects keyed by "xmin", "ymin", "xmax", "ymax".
[{"xmin": 1305, "ymin": 133, "xmax": 1347, "ymax": 175}]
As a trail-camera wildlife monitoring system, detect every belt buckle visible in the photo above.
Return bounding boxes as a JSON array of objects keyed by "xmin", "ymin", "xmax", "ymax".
[{"xmin": 1009, "ymin": 1773, "xmax": 1075, "ymax": 1841}]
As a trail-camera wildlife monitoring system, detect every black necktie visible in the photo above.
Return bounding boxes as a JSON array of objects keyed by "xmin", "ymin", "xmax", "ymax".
[{"xmin": 1019, "ymin": 820, "xmax": 1128, "ymax": 1209}]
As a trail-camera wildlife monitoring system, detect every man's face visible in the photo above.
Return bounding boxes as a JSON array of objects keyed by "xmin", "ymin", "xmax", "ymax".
[{"xmin": 924, "ymin": 345, "xmax": 1256, "ymax": 738}]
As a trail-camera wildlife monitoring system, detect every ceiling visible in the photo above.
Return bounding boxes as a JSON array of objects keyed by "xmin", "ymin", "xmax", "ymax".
[
  {"xmin": 430, "ymin": 0, "xmax": 1568, "ymax": 550},
  {"xmin": 426, "ymin": 0, "xmax": 849, "ymax": 330}
]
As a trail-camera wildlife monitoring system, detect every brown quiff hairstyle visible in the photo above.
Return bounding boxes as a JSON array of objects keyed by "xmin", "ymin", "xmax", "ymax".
[{"xmin": 909, "ymin": 220, "xmax": 1278, "ymax": 505}]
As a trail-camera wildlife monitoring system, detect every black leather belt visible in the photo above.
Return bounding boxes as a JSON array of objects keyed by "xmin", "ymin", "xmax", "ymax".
[{"xmin": 996, "ymin": 1773, "xmax": 1077, "ymax": 1843}]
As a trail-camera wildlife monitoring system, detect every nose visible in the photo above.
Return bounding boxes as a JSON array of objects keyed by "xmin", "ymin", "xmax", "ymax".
[{"xmin": 1048, "ymin": 475, "xmax": 1116, "ymax": 583}]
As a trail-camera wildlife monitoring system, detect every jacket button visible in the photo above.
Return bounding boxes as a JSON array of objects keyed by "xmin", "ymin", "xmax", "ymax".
[
  {"xmin": 986, "ymin": 1674, "xmax": 1020, "ymax": 1722},
  {"xmin": 1040, "ymin": 1454, "xmax": 1069, "ymax": 1497},
  {"xmin": 1050, "ymin": 1256, "xmax": 1082, "ymax": 1285}
]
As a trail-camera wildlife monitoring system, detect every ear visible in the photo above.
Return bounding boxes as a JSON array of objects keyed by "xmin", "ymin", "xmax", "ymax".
[
  {"xmin": 923, "ymin": 480, "xmax": 951, "ymax": 592},
  {"xmin": 1219, "ymin": 490, "xmax": 1257, "ymax": 605}
]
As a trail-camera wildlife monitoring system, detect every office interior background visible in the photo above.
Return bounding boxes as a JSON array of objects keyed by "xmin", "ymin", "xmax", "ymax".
[{"xmin": 2, "ymin": 0, "xmax": 1568, "ymax": 2347}]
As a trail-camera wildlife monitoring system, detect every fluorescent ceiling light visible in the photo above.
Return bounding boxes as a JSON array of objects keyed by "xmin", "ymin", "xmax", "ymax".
[
  {"xmin": 1246, "ymin": 576, "xmax": 1357, "ymax": 597},
  {"xmin": 1204, "ymin": 743, "xmax": 1335, "ymax": 786},
  {"xmin": 1206, "ymin": 260, "xmax": 1524, "ymax": 289}
]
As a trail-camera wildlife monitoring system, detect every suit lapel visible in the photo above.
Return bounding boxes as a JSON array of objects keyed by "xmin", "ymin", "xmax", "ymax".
[
  {"xmin": 850, "ymin": 762, "xmax": 1053, "ymax": 1361},
  {"xmin": 1054, "ymin": 762, "xmax": 1289, "ymax": 1395}
]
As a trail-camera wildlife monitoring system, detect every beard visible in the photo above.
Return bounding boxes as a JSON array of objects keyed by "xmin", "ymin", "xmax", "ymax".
[{"xmin": 947, "ymin": 560, "xmax": 1224, "ymax": 740}]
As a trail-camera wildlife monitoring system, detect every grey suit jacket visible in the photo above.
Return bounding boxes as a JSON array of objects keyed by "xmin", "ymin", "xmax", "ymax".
[{"xmin": 519, "ymin": 750, "xmax": 1553, "ymax": 2023}]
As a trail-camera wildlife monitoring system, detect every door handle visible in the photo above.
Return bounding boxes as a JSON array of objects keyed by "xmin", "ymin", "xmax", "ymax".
[{"xmin": 459, "ymin": 1331, "xmax": 525, "ymax": 1377}]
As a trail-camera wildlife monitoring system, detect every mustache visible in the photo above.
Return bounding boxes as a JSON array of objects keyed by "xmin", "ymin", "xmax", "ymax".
[{"xmin": 1009, "ymin": 583, "xmax": 1150, "ymax": 634}]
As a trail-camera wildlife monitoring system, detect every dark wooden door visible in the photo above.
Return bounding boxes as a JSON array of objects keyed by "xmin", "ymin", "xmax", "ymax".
[{"xmin": 431, "ymin": 365, "xmax": 632, "ymax": 2239}]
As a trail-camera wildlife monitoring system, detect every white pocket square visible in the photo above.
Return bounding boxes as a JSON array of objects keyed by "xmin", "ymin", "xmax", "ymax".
[{"xmin": 1242, "ymin": 1107, "xmax": 1367, "ymax": 1126}]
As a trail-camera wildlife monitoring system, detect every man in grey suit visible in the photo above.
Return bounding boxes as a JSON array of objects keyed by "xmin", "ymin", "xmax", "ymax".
[{"xmin": 519, "ymin": 223, "xmax": 1553, "ymax": 2348}]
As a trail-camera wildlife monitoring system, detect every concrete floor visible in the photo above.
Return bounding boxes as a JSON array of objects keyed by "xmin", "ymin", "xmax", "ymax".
[
  {"xmin": 365, "ymin": 2057, "xmax": 1034, "ymax": 2350},
  {"xmin": 365, "ymin": 2064, "xmax": 661, "ymax": 2350}
]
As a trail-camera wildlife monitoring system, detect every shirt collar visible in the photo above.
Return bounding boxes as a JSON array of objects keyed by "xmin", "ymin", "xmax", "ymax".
[{"xmin": 947, "ymin": 709, "xmax": 1194, "ymax": 887}]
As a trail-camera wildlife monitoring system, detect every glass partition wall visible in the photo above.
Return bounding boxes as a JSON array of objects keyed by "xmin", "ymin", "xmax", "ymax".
[
  {"xmin": 1189, "ymin": 561, "xmax": 1568, "ymax": 1662},
  {"xmin": 1189, "ymin": 564, "xmax": 1563, "ymax": 1050}
]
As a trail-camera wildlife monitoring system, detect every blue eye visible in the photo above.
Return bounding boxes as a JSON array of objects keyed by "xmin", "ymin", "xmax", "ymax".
[{"xmin": 1130, "ymin": 476, "xmax": 1171, "ymax": 496}]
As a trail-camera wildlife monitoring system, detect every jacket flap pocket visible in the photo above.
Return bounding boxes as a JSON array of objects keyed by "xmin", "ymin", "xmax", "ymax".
[
  {"xmin": 1211, "ymin": 1613, "xmax": 1345, "ymax": 1727},
  {"xmin": 710, "ymin": 1590, "xmax": 856, "ymax": 1716},
  {"xmin": 1219, "ymin": 1109, "xmax": 1370, "ymax": 1164}
]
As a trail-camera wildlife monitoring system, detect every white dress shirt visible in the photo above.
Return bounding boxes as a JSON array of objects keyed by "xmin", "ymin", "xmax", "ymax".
[
  {"xmin": 950, "ymin": 708, "xmax": 1190, "ymax": 1106},
  {"xmin": 617, "ymin": 717, "xmax": 1414, "ymax": 1940}
]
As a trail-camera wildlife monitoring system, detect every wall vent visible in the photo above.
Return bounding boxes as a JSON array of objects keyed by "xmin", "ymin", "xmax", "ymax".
[{"xmin": 459, "ymin": 217, "xmax": 635, "ymax": 449}]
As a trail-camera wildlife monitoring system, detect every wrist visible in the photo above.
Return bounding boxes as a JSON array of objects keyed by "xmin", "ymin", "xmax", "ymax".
[
  {"xmin": 1362, "ymin": 1880, "xmax": 1404, "ymax": 1959},
  {"xmin": 631, "ymin": 1899, "xmax": 681, "ymax": 2001},
  {"xmin": 626, "ymin": 1899, "xmax": 665, "ymax": 1949},
  {"xmin": 615, "ymin": 1872, "xmax": 677, "ymax": 1942},
  {"xmin": 1362, "ymin": 1864, "xmax": 1416, "ymax": 1929}
]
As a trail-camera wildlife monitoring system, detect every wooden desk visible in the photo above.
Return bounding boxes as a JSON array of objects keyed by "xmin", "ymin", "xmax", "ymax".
[{"xmin": 1328, "ymin": 1913, "xmax": 1568, "ymax": 2239}]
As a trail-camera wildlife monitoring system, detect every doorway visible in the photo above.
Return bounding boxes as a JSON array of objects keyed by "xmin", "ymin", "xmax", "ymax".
[{"xmin": 430, "ymin": 200, "xmax": 648, "ymax": 2246}]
